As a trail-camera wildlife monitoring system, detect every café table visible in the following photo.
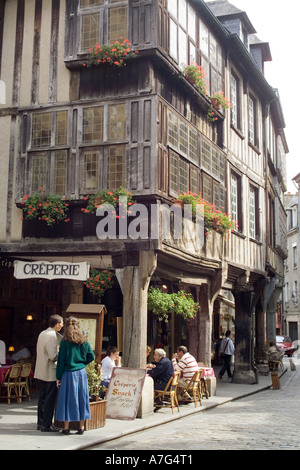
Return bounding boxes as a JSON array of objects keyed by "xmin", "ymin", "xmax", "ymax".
[{"xmin": 199, "ymin": 367, "xmax": 215, "ymax": 379}]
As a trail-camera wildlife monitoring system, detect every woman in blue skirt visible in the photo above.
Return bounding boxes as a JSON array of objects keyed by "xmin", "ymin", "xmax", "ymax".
[{"xmin": 56, "ymin": 316, "xmax": 95, "ymax": 435}]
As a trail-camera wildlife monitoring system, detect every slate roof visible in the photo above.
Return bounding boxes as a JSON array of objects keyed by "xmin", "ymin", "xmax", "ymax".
[{"xmin": 206, "ymin": 0, "xmax": 256, "ymax": 34}]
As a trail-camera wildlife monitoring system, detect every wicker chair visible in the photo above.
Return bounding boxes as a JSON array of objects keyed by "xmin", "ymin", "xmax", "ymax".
[
  {"xmin": 0, "ymin": 364, "xmax": 22, "ymax": 404},
  {"xmin": 18, "ymin": 363, "xmax": 32, "ymax": 401},
  {"xmin": 181, "ymin": 369, "xmax": 203, "ymax": 407},
  {"xmin": 154, "ymin": 371, "xmax": 181, "ymax": 414}
]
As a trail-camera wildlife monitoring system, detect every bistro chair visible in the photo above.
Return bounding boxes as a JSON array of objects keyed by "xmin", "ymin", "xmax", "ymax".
[
  {"xmin": 154, "ymin": 371, "xmax": 181, "ymax": 414},
  {"xmin": 181, "ymin": 369, "xmax": 202, "ymax": 407},
  {"xmin": 0, "ymin": 363, "xmax": 22, "ymax": 404},
  {"xmin": 18, "ymin": 363, "xmax": 32, "ymax": 402}
]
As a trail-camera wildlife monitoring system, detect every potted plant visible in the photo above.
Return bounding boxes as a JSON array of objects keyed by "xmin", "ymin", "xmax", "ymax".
[
  {"xmin": 20, "ymin": 187, "xmax": 70, "ymax": 227},
  {"xmin": 182, "ymin": 63, "xmax": 207, "ymax": 96},
  {"xmin": 210, "ymin": 91, "xmax": 232, "ymax": 110},
  {"xmin": 148, "ymin": 287, "xmax": 199, "ymax": 323},
  {"xmin": 83, "ymin": 37, "xmax": 139, "ymax": 68},
  {"xmin": 85, "ymin": 361, "xmax": 107, "ymax": 430},
  {"xmin": 84, "ymin": 268, "xmax": 114, "ymax": 299}
]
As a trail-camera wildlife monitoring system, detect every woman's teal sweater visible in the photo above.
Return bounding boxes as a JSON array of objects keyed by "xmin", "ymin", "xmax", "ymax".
[{"xmin": 56, "ymin": 339, "xmax": 95, "ymax": 380}]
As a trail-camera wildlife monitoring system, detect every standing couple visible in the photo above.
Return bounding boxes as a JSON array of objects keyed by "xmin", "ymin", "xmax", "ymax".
[{"xmin": 34, "ymin": 314, "xmax": 94, "ymax": 434}]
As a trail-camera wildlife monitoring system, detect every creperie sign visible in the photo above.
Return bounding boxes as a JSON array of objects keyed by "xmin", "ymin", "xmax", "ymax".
[{"xmin": 14, "ymin": 260, "xmax": 90, "ymax": 281}]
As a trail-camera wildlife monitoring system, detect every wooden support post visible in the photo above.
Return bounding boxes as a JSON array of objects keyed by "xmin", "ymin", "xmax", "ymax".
[{"xmin": 271, "ymin": 372, "xmax": 280, "ymax": 390}]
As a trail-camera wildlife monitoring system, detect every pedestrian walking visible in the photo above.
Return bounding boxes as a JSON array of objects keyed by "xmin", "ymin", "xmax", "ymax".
[
  {"xmin": 218, "ymin": 330, "xmax": 235, "ymax": 379},
  {"xmin": 34, "ymin": 314, "xmax": 64, "ymax": 432},
  {"xmin": 55, "ymin": 316, "xmax": 95, "ymax": 435}
]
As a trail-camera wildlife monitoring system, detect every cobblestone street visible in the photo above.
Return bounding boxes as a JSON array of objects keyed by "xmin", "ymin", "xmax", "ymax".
[{"xmin": 90, "ymin": 361, "xmax": 300, "ymax": 451}]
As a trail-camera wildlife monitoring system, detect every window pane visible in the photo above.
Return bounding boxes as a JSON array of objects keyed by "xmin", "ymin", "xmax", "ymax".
[
  {"xmin": 231, "ymin": 174, "xmax": 238, "ymax": 222},
  {"xmin": 168, "ymin": 0, "xmax": 178, "ymax": 18},
  {"xmin": 178, "ymin": 0, "xmax": 187, "ymax": 28},
  {"xmin": 202, "ymin": 174, "xmax": 212, "ymax": 203},
  {"xmin": 107, "ymin": 145, "xmax": 125, "ymax": 190},
  {"xmin": 32, "ymin": 153, "xmax": 47, "ymax": 192},
  {"xmin": 179, "ymin": 120, "xmax": 188, "ymax": 155},
  {"xmin": 179, "ymin": 159, "xmax": 188, "ymax": 193},
  {"xmin": 84, "ymin": 151, "xmax": 99, "ymax": 190},
  {"xmin": 178, "ymin": 27, "xmax": 187, "ymax": 68},
  {"xmin": 249, "ymin": 188, "xmax": 256, "ymax": 238},
  {"xmin": 189, "ymin": 128, "xmax": 198, "ymax": 163},
  {"xmin": 108, "ymin": 6, "xmax": 127, "ymax": 43},
  {"xmin": 80, "ymin": 0, "xmax": 103, "ymax": 7},
  {"xmin": 190, "ymin": 166, "xmax": 198, "ymax": 194},
  {"xmin": 169, "ymin": 19, "xmax": 178, "ymax": 60},
  {"xmin": 201, "ymin": 139, "xmax": 211, "ymax": 173},
  {"xmin": 108, "ymin": 104, "xmax": 126, "ymax": 140},
  {"xmin": 249, "ymin": 97, "xmax": 254, "ymax": 144},
  {"xmin": 83, "ymin": 107, "xmax": 104, "ymax": 143},
  {"xmin": 81, "ymin": 13, "xmax": 100, "ymax": 50},
  {"xmin": 55, "ymin": 111, "xmax": 68, "ymax": 146},
  {"xmin": 32, "ymin": 113, "xmax": 51, "ymax": 148},
  {"xmin": 168, "ymin": 111, "xmax": 178, "ymax": 149},
  {"xmin": 187, "ymin": 6, "xmax": 196, "ymax": 41},
  {"xmin": 231, "ymin": 75, "xmax": 237, "ymax": 127},
  {"xmin": 54, "ymin": 151, "xmax": 67, "ymax": 195},
  {"xmin": 170, "ymin": 153, "xmax": 178, "ymax": 193},
  {"xmin": 199, "ymin": 20, "xmax": 209, "ymax": 57}
]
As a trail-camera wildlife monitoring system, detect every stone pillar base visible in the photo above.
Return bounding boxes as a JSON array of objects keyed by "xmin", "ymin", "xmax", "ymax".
[
  {"xmin": 205, "ymin": 377, "xmax": 216, "ymax": 396},
  {"xmin": 232, "ymin": 370, "xmax": 256, "ymax": 384},
  {"xmin": 137, "ymin": 375, "xmax": 154, "ymax": 418}
]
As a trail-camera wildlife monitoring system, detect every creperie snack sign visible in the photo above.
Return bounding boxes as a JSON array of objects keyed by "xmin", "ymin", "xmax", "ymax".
[{"xmin": 13, "ymin": 260, "xmax": 90, "ymax": 281}]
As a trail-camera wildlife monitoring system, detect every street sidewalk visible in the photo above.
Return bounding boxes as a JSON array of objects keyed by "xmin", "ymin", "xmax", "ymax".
[{"xmin": 0, "ymin": 363, "xmax": 291, "ymax": 451}]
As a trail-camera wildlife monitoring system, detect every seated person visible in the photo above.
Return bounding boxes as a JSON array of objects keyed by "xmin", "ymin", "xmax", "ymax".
[
  {"xmin": 100, "ymin": 345, "xmax": 121, "ymax": 389},
  {"xmin": 267, "ymin": 342, "xmax": 278, "ymax": 354},
  {"xmin": 146, "ymin": 348, "xmax": 174, "ymax": 391},
  {"xmin": 172, "ymin": 345, "xmax": 198, "ymax": 400}
]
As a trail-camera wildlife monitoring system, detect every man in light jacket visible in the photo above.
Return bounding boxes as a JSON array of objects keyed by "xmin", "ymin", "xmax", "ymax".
[{"xmin": 34, "ymin": 314, "xmax": 63, "ymax": 432}]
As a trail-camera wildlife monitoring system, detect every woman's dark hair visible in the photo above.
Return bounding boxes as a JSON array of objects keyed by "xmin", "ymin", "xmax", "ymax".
[
  {"xmin": 106, "ymin": 345, "xmax": 118, "ymax": 356},
  {"xmin": 62, "ymin": 316, "xmax": 87, "ymax": 344}
]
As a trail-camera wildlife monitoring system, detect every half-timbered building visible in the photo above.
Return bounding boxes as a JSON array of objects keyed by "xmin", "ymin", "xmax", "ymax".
[{"xmin": 0, "ymin": 0, "xmax": 287, "ymax": 384}]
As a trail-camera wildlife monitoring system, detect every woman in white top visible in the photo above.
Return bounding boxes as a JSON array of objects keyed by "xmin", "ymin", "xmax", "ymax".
[{"xmin": 100, "ymin": 346, "xmax": 121, "ymax": 388}]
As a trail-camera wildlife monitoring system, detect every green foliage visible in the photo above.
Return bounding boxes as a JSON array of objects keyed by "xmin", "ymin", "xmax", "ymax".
[
  {"xmin": 86, "ymin": 361, "xmax": 103, "ymax": 398},
  {"xmin": 148, "ymin": 287, "xmax": 199, "ymax": 323}
]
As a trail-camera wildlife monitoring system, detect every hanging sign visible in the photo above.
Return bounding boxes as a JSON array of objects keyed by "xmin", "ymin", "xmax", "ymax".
[
  {"xmin": 106, "ymin": 367, "xmax": 146, "ymax": 420},
  {"xmin": 13, "ymin": 260, "xmax": 90, "ymax": 281}
]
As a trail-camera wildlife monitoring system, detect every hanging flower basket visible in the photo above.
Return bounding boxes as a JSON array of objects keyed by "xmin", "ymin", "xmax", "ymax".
[
  {"xmin": 20, "ymin": 188, "xmax": 70, "ymax": 227},
  {"xmin": 147, "ymin": 287, "xmax": 199, "ymax": 323},
  {"xmin": 84, "ymin": 268, "xmax": 114, "ymax": 299}
]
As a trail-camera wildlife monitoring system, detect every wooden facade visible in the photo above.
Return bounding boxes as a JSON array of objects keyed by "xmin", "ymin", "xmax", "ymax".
[{"xmin": 0, "ymin": 0, "xmax": 287, "ymax": 382}]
